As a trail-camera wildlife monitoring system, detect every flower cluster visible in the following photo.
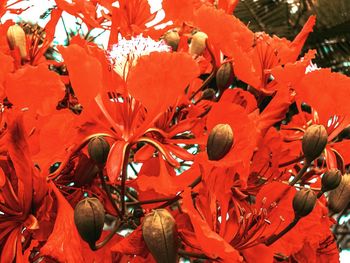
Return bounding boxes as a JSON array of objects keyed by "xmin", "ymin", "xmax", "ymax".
[{"xmin": 0, "ymin": 0, "xmax": 349, "ymax": 262}]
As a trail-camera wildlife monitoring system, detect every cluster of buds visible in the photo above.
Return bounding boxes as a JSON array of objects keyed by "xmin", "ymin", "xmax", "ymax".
[{"xmin": 293, "ymin": 188, "xmax": 317, "ymax": 218}]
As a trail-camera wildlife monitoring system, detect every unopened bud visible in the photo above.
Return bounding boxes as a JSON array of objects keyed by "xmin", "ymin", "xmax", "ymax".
[
  {"xmin": 189, "ymin": 31, "xmax": 208, "ymax": 56},
  {"xmin": 302, "ymin": 124, "xmax": 328, "ymax": 162},
  {"xmin": 293, "ymin": 189, "xmax": 317, "ymax": 217},
  {"xmin": 216, "ymin": 62, "xmax": 234, "ymax": 92},
  {"xmin": 207, "ymin": 124, "xmax": 234, "ymax": 161},
  {"xmin": 74, "ymin": 198, "xmax": 105, "ymax": 247},
  {"xmin": 7, "ymin": 24, "xmax": 27, "ymax": 60},
  {"xmin": 163, "ymin": 30, "xmax": 180, "ymax": 51},
  {"xmin": 88, "ymin": 136, "xmax": 110, "ymax": 165},
  {"xmin": 321, "ymin": 169, "xmax": 342, "ymax": 192},
  {"xmin": 74, "ymin": 154, "xmax": 99, "ymax": 187},
  {"xmin": 201, "ymin": 88, "xmax": 216, "ymax": 101},
  {"xmin": 142, "ymin": 209, "xmax": 178, "ymax": 263},
  {"xmin": 328, "ymin": 174, "xmax": 350, "ymax": 213}
]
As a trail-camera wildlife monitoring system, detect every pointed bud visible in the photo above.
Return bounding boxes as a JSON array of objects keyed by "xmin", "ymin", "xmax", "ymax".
[
  {"xmin": 142, "ymin": 209, "xmax": 178, "ymax": 263},
  {"xmin": 163, "ymin": 30, "xmax": 180, "ymax": 51},
  {"xmin": 7, "ymin": 24, "xmax": 27, "ymax": 60},
  {"xmin": 88, "ymin": 136, "xmax": 110, "ymax": 165},
  {"xmin": 189, "ymin": 31, "xmax": 208, "ymax": 56},
  {"xmin": 207, "ymin": 124, "xmax": 234, "ymax": 161},
  {"xmin": 293, "ymin": 189, "xmax": 317, "ymax": 217},
  {"xmin": 328, "ymin": 174, "xmax": 350, "ymax": 213},
  {"xmin": 302, "ymin": 124, "xmax": 328, "ymax": 162},
  {"xmin": 74, "ymin": 198, "xmax": 105, "ymax": 247},
  {"xmin": 321, "ymin": 169, "xmax": 342, "ymax": 192},
  {"xmin": 216, "ymin": 62, "xmax": 234, "ymax": 92}
]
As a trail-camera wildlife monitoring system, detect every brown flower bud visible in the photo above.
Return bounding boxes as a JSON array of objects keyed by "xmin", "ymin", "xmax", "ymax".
[
  {"xmin": 74, "ymin": 154, "xmax": 99, "ymax": 187},
  {"xmin": 142, "ymin": 209, "xmax": 178, "ymax": 263},
  {"xmin": 74, "ymin": 198, "xmax": 105, "ymax": 247},
  {"xmin": 189, "ymin": 31, "xmax": 208, "ymax": 56},
  {"xmin": 328, "ymin": 174, "xmax": 350, "ymax": 213},
  {"xmin": 207, "ymin": 124, "xmax": 234, "ymax": 161},
  {"xmin": 321, "ymin": 169, "xmax": 342, "ymax": 192},
  {"xmin": 302, "ymin": 124, "xmax": 328, "ymax": 162},
  {"xmin": 293, "ymin": 189, "xmax": 317, "ymax": 217},
  {"xmin": 163, "ymin": 30, "xmax": 180, "ymax": 51},
  {"xmin": 88, "ymin": 136, "xmax": 110, "ymax": 165},
  {"xmin": 216, "ymin": 62, "xmax": 234, "ymax": 92},
  {"xmin": 201, "ymin": 88, "xmax": 216, "ymax": 101},
  {"xmin": 7, "ymin": 24, "xmax": 27, "ymax": 60}
]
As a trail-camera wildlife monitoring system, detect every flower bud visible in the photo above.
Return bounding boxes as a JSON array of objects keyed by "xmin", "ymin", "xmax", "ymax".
[
  {"xmin": 189, "ymin": 31, "xmax": 208, "ymax": 56},
  {"xmin": 7, "ymin": 24, "xmax": 27, "ymax": 60},
  {"xmin": 216, "ymin": 62, "xmax": 234, "ymax": 92},
  {"xmin": 74, "ymin": 198, "xmax": 105, "ymax": 247},
  {"xmin": 201, "ymin": 88, "xmax": 216, "ymax": 101},
  {"xmin": 142, "ymin": 209, "xmax": 178, "ymax": 263},
  {"xmin": 74, "ymin": 154, "xmax": 99, "ymax": 187},
  {"xmin": 88, "ymin": 136, "xmax": 110, "ymax": 165},
  {"xmin": 207, "ymin": 124, "xmax": 234, "ymax": 161},
  {"xmin": 163, "ymin": 30, "xmax": 180, "ymax": 51},
  {"xmin": 321, "ymin": 169, "xmax": 342, "ymax": 192},
  {"xmin": 292, "ymin": 189, "xmax": 317, "ymax": 217},
  {"xmin": 328, "ymin": 174, "xmax": 350, "ymax": 213},
  {"xmin": 302, "ymin": 124, "xmax": 328, "ymax": 162}
]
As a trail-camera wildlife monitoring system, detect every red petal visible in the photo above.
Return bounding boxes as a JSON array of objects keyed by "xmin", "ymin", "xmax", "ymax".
[
  {"xmin": 59, "ymin": 44, "xmax": 103, "ymax": 107},
  {"xmin": 182, "ymin": 188, "xmax": 242, "ymax": 262},
  {"xmin": 127, "ymin": 52, "xmax": 199, "ymax": 117},
  {"xmin": 40, "ymin": 183, "xmax": 84, "ymax": 263},
  {"xmin": 111, "ymin": 226, "xmax": 148, "ymax": 256},
  {"xmin": 106, "ymin": 140, "xmax": 129, "ymax": 183},
  {"xmin": 5, "ymin": 64, "xmax": 65, "ymax": 116}
]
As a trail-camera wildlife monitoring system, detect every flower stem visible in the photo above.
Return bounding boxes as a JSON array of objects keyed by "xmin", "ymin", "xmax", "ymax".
[
  {"xmin": 289, "ymin": 161, "xmax": 310, "ymax": 186},
  {"xmin": 264, "ymin": 217, "xmax": 300, "ymax": 246},
  {"xmin": 98, "ymin": 170, "xmax": 121, "ymax": 218},
  {"xmin": 121, "ymin": 145, "xmax": 131, "ymax": 217},
  {"xmin": 91, "ymin": 219, "xmax": 121, "ymax": 251}
]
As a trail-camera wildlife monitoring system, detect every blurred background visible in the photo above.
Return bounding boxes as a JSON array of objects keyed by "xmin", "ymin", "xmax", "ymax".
[{"xmin": 1, "ymin": 0, "xmax": 350, "ymax": 261}]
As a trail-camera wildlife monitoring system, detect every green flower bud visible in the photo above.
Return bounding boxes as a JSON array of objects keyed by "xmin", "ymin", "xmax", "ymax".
[
  {"xmin": 142, "ymin": 209, "xmax": 178, "ymax": 263},
  {"xmin": 207, "ymin": 124, "xmax": 234, "ymax": 161},
  {"xmin": 163, "ymin": 30, "xmax": 180, "ymax": 51},
  {"xmin": 328, "ymin": 174, "xmax": 350, "ymax": 213},
  {"xmin": 321, "ymin": 169, "xmax": 342, "ymax": 192},
  {"xmin": 302, "ymin": 125, "xmax": 328, "ymax": 162},
  {"xmin": 293, "ymin": 189, "xmax": 317, "ymax": 217},
  {"xmin": 189, "ymin": 31, "xmax": 208, "ymax": 56},
  {"xmin": 74, "ymin": 198, "xmax": 105, "ymax": 247},
  {"xmin": 7, "ymin": 24, "xmax": 27, "ymax": 60},
  {"xmin": 216, "ymin": 62, "xmax": 234, "ymax": 92},
  {"xmin": 88, "ymin": 136, "xmax": 110, "ymax": 165}
]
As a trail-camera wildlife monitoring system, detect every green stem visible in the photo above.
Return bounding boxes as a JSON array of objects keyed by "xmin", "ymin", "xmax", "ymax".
[
  {"xmin": 289, "ymin": 161, "xmax": 310, "ymax": 186},
  {"xmin": 264, "ymin": 217, "xmax": 300, "ymax": 246}
]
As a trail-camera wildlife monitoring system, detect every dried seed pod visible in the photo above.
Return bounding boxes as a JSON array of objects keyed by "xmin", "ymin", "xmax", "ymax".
[
  {"xmin": 74, "ymin": 154, "xmax": 99, "ymax": 187},
  {"xmin": 207, "ymin": 124, "xmax": 234, "ymax": 161},
  {"xmin": 189, "ymin": 31, "xmax": 208, "ymax": 56},
  {"xmin": 88, "ymin": 136, "xmax": 110, "ymax": 165},
  {"xmin": 302, "ymin": 124, "xmax": 328, "ymax": 162},
  {"xmin": 163, "ymin": 30, "xmax": 180, "ymax": 51},
  {"xmin": 7, "ymin": 24, "xmax": 27, "ymax": 60},
  {"xmin": 142, "ymin": 209, "xmax": 178, "ymax": 263},
  {"xmin": 321, "ymin": 169, "xmax": 342, "ymax": 192},
  {"xmin": 216, "ymin": 62, "xmax": 234, "ymax": 92},
  {"xmin": 293, "ymin": 189, "xmax": 317, "ymax": 217},
  {"xmin": 74, "ymin": 198, "xmax": 105, "ymax": 247},
  {"xmin": 328, "ymin": 174, "xmax": 350, "ymax": 213}
]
